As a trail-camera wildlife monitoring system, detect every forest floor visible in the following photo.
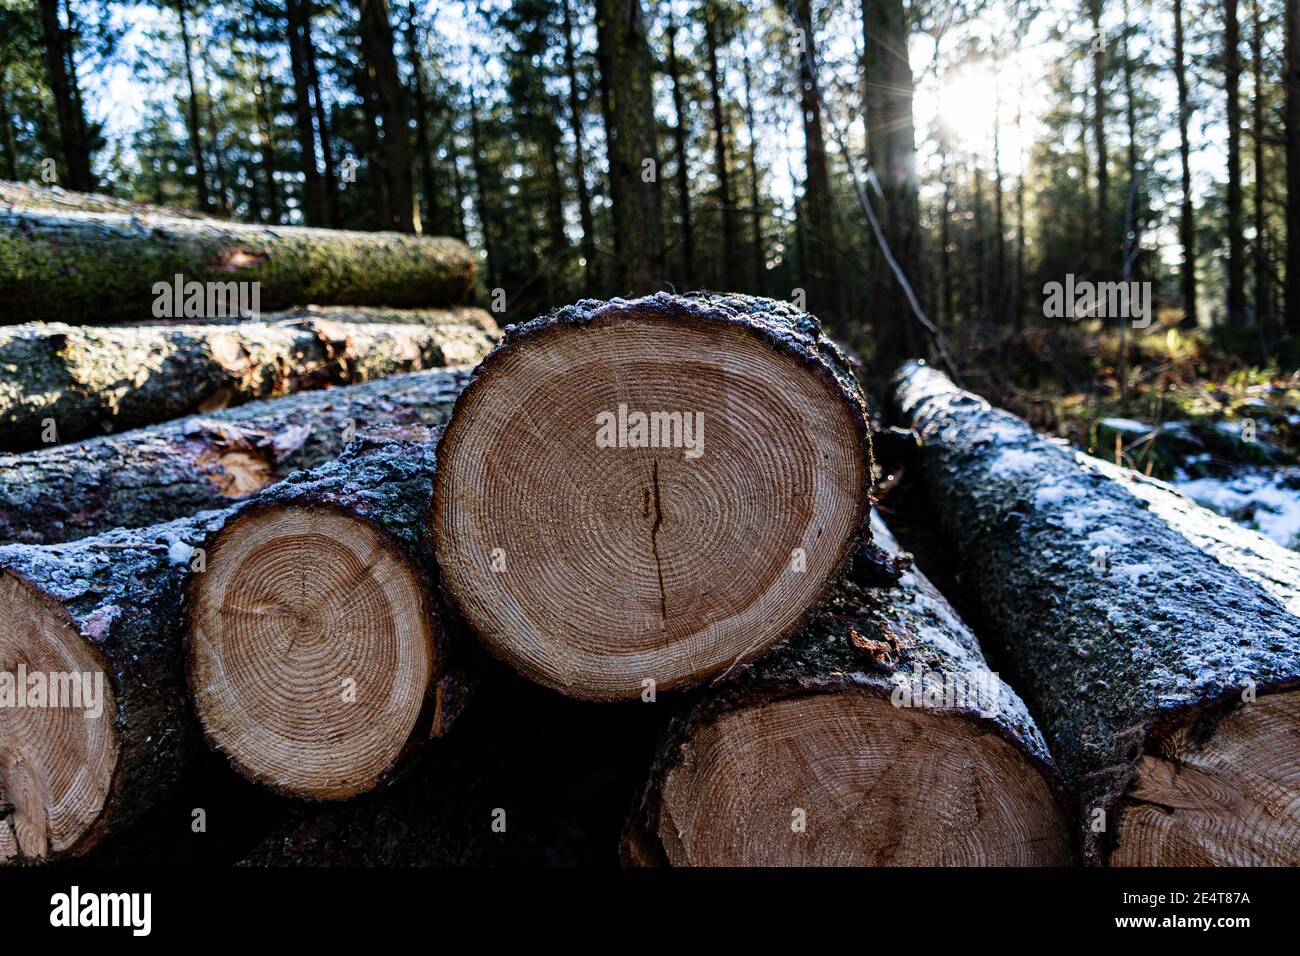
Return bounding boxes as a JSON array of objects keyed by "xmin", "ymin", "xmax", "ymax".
[{"xmin": 953, "ymin": 314, "xmax": 1300, "ymax": 550}]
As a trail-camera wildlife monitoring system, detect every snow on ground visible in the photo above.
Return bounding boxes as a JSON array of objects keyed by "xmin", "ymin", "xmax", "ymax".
[{"xmin": 1175, "ymin": 468, "xmax": 1300, "ymax": 551}]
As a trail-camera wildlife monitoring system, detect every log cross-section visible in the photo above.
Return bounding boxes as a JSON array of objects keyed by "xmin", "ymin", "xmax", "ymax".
[{"xmin": 433, "ymin": 293, "xmax": 873, "ymax": 700}]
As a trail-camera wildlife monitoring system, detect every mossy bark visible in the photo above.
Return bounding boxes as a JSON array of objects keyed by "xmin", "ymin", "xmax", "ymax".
[
  {"xmin": 0, "ymin": 508, "xmax": 230, "ymax": 862},
  {"xmin": 0, "ymin": 206, "xmax": 477, "ymax": 324},
  {"xmin": 0, "ymin": 312, "xmax": 495, "ymax": 449},
  {"xmin": 891, "ymin": 361, "xmax": 1300, "ymax": 864},
  {"xmin": 1, "ymin": 179, "xmax": 204, "ymax": 219},
  {"xmin": 0, "ymin": 368, "xmax": 469, "ymax": 546},
  {"xmin": 622, "ymin": 512, "xmax": 1067, "ymax": 865}
]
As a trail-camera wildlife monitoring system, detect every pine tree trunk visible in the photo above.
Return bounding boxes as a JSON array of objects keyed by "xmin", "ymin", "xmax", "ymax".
[
  {"xmin": 1090, "ymin": 0, "xmax": 1109, "ymax": 273},
  {"xmin": 892, "ymin": 361, "xmax": 1300, "ymax": 865},
  {"xmin": 404, "ymin": 1, "xmax": 440, "ymax": 232},
  {"xmin": 433, "ymin": 293, "xmax": 872, "ymax": 700},
  {"xmin": 794, "ymin": 0, "xmax": 841, "ymax": 325},
  {"xmin": 665, "ymin": 13, "xmax": 695, "ymax": 288},
  {"xmin": 562, "ymin": 0, "xmax": 598, "ymax": 294},
  {"xmin": 594, "ymin": 0, "xmax": 665, "ymax": 293},
  {"xmin": 356, "ymin": 0, "xmax": 415, "ymax": 232},
  {"xmin": 1226, "ymin": 0, "xmax": 1246, "ymax": 324},
  {"xmin": 623, "ymin": 514, "xmax": 1072, "ymax": 866},
  {"xmin": 0, "ymin": 204, "xmax": 477, "ymax": 323},
  {"xmin": 704, "ymin": 4, "xmax": 737, "ymax": 290},
  {"xmin": 0, "ymin": 310, "xmax": 495, "ymax": 448},
  {"xmin": 286, "ymin": 0, "xmax": 323, "ymax": 225},
  {"xmin": 37, "ymin": 0, "xmax": 93, "ymax": 191},
  {"xmin": 1288, "ymin": 0, "xmax": 1300, "ymax": 334},
  {"xmin": 175, "ymin": 0, "xmax": 212, "ymax": 213},
  {"xmin": 187, "ymin": 425, "xmax": 482, "ymax": 800},
  {"xmin": 0, "ymin": 366, "xmax": 469, "ymax": 547},
  {"xmin": 862, "ymin": 0, "xmax": 923, "ymax": 363},
  {"xmin": 1174, "ymin": 0, "xmax": 1198, "ymax": 328}
]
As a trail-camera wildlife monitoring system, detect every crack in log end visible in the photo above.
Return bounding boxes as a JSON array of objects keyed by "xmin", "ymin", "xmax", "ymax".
[{"xmin": 649, "ymin": 461, "xmax": 668, "ymax": 624}]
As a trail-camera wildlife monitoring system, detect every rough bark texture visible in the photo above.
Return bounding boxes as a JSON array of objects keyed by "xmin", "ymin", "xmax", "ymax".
[
  {"xmin": 891, "ymin": 361, "xmax": 1300, "ymax": 864},
  {"xmin": 0, "ymin": 180, "xmax": 201, "ymax": 219},
  {"xmin": 0, "ymin": 205, "xmax": 476, "ymax": 324},
  {"xmin": 0, "ymin": 508, "xmax": 230, "ymax": 862},
  {"xmin": 185, "ymin": 424, "xmax": 482, "ymax": 793},
  {"xmin": 0, "ymin": 313, "xmax": 493, "ymax": 449},
  {"xmin": 0, "ymin": 368, "xmax": 470, "ymax": 546},
  {"xmin": 623, "ymin": 513, "xmax": 1068, "ymax": 866}
]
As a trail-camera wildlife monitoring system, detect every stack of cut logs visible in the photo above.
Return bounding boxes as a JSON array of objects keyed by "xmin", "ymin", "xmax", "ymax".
[{"xmin": 1, "ymin": 183, "xmax": 1296, "ymax": 868}]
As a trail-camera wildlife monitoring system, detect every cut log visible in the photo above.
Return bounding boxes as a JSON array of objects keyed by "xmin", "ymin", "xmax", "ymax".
[
  {"xmin": 0, "ymin": 312, "xmax": 495, "ymax": 449},
  {"xmin": 1, "ymin": 179, "xmax": 204, "ymax": 219},
  {"xmin": 0, "ymin": 368, "xmax": 468, "ymax": 546},
  {"xmin": 0, "ymin": 509, "xmax": 227, "ymax": 864},
  {"xmin": 892, "ymin": 360, "xmax": 1300, "ymax": 866},
  {"xmin": 622, "ymin": 514, "xmax": 1071, "ymax": 866},
  {"xmin": 0, "ymin": 207, "xmax": 477, "ymax": 324},
  {"xmin": 186, "ymin": 425, "xmax": 479, "ymax": 801},
  {"xmin": 433, "ymin": 293, "xmax": 873, "ymax": 700}
]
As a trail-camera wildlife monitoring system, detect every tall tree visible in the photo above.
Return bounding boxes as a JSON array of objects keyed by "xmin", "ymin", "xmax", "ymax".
[
  {"xmin": 1174, "ymin": 0, "xmax": 1197, "ymax": 327},
  {"xmin": 741, "ymin": 40, "xmax": 764, "ymax": 292},
  {"xmin": 862, "ymin": 0, "xmax": 923, "ymax": 363},
  {"xmin": 562, "ymin": 0, "xmax": 598, "ymax": 292},
  {"xmin": 1225, "ymin": 0, "xmax": 1245, "ymax": 324},
  {"xmin": 664, "ymin": 6, "xmax": 695, "ymax": 286},
  {"xmin": 794, "ymin": 0, "xmax": 841, "ymax": 324},
  {"xmin": 286, "ymin": 0, "xmax": 322, "ymax": 223},
  {"xmin": 594, "ymin": 0, "xmax": 665, "ymax": 292},
  {"xmin": 1089, "ymin": 0, "xmax": 1108, "ymax": 273},
  {"xmin": 38, "ymin": 0, "xmax": 93, "ymax": 189},
  {"xmin": 703, "ymin": 1, "xmax": 738, "ymax": 289},
  {"xmin": 1250, "ymin": 0, "xmax": 1270, "ymax": 330},
  {"xmin": 357, "ymin": 0, "xmax": 415, "ymax": 232},
  {"xmin": 1287, "ymin": 0, "xmax": 1300, "ymax": 333},
  {"xmin": 404, "ymin": 1, "xmax": 441, "ymax": 232},
  {"xmin": 174, "ymin": 0, "xmax": 212, "ymax": 211}
]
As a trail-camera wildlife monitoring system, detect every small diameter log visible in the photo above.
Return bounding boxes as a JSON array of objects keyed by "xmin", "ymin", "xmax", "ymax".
[
  {"xmin": 623, "ymin": 514, "xmax": 1071, "ymax": 866},
  {"xmin": 892, "ymin": 361, "xmax": 1300, "ymax": 866},
  {"xmin": 0, "ymin": 369, "xmax": 469, "ymax": 547},
  {"xmin": 1, "ymin": 179, "xmax": 204, "ymax": 219},
  {"xmin": 433, "ymin": 293, "xmax": 873, "ymax": 700},
  {"xmin": 187, "ymin": 425, "xmax": 479, "ymax": 801},
  {"xmin": 0, "ymin": 207, "xmax": 477, "ymax": 324},
  {"xmin": 0, "ymin": 312, "xmax": 496, "ymax": 449},
  {"xmin": 0, "ymin": 510, "xmax": 225, "ymax": 863}
]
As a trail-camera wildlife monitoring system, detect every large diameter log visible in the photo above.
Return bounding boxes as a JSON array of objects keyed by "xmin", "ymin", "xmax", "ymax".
[
  {"xmin": 892, "ymin": 361, "xmax": 1300, "ymax": 866},
  {"xmin": 0, "ymin": 312, "xmax": 495, "ymax": 449},
  {"xmin": 187, "ymin": 425, "xmax": 479, "ymax": 801},
  {"xmin": 433, "ymin": 293, "xmax": 873, "ymax": 700},
  {"xmin": 0, "ymin": 369, "xmax": 469, "ymax": 546},
  {"xmin": 0, "ymin": 207, "xmax": 477, "ymax": 324},
  {"xmin": 1, "ymin": 179, "xmax": 203, "ymax": 219},
  {"xmin": 0, "ymin": 509, "xmax": 228, "ymax": 863},
  {"xmin": 622, "ymin": 514, "xmax": 1071, "ymax": 866}
]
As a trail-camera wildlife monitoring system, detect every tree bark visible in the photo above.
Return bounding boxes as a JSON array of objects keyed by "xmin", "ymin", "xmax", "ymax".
[
  {"xmin": 0, "ymin": 204, "xmax": 477, "ymax": 323},
  {"xmin": 892, "ymin": 361, "xmax": 1300, "ymax": 865},
  {"xmin": 704, "ymin": 3, "xmax": 737, "ymax": 290},
  {"xmin": 0, "ymin": 365, "xmax": 472, "ymax": 547},
  {"xmin": 1174, "ymin": 0, "xmax": 1198, "ymax": 327},
  {"xmin": 37, "ymin": 0, "xmax": 93, "ymax": 191},
  {"xmin": 187, "ymin": 425, "xmax": 482, "ymax": 800},
  {"xmin": 0, "ymin": 179, "xmax": 200, "ymax": 218},
  {"xmin": 1226, "ymin": 0, "xmax": 1246, "ymax": 324},
  {"xmin": 1090, "ymin": 0, "xmax": 1108, "ymax": 274},
  {"xmin": 433, "ymin": 292, "xmax": 872, "ymax": 700},
  {"xmin": 594, "ymin": 0, "xmax": 665, "ymax": 293},
  {"xmin": 623, "ymin": 514, "xmax": 1071, "ymax": 866},
  {"xmin": 356, "ymin": 0, "xmax": 415, "ymax": 232},
  {"xmin": 794, "ymin": 0, "xmax": 841, "ymax": 325},
  {"xmin": 665, "ymin": 11, "xmax": 695, "ymax": 288},
  {"xmin": 0, "ymin": 508, "xmax": 230, "ymax": 863},
  {"xmin": 862, "ymin": 0, "xmax": 923, "ymax": 364},
  {"xmin": 0, "ymin": 310, "xmax": 495, "ymax": 449},
  {"xmin": 286, "ymin": 0, "xmax": 323, "ymax": 225},
  {"xmin": 1288, "ymin": 0, "xmax": 1300, "ymax": 334}
]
